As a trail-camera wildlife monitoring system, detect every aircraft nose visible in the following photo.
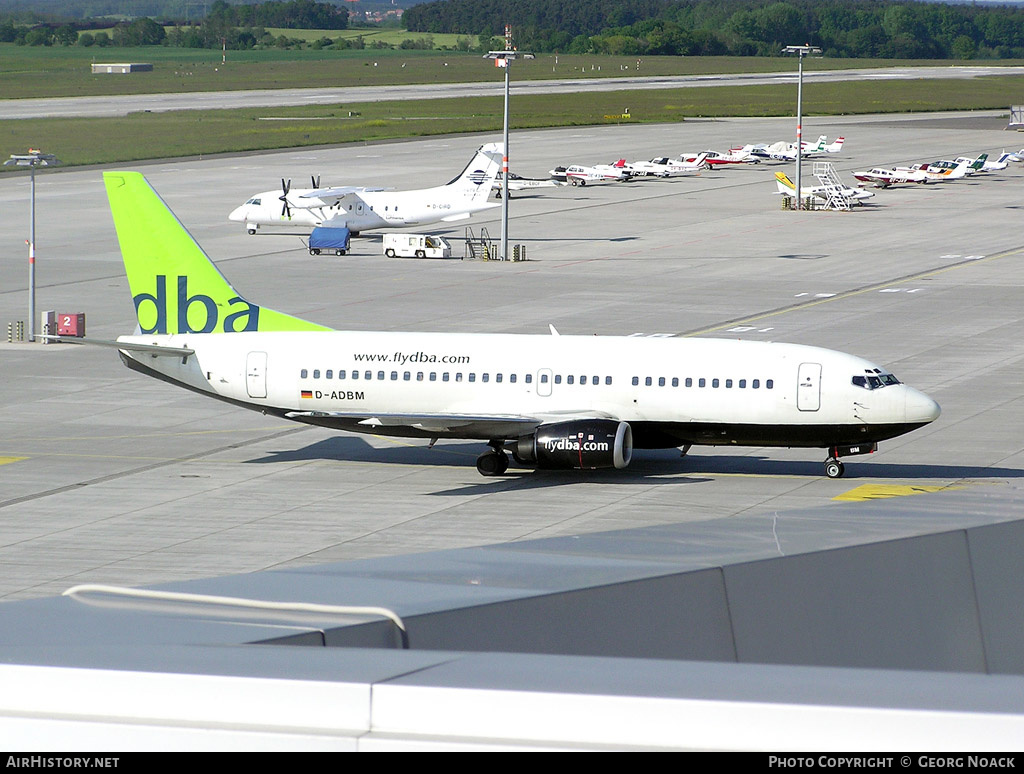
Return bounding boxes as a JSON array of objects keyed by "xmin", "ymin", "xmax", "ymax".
[
  {"xmin": 228, "ymin": 205, "xmax": 246, "ymax": 223},
  {"xmin": 905, "ymin": 387, "xmax": 941, "ymax": 424}
]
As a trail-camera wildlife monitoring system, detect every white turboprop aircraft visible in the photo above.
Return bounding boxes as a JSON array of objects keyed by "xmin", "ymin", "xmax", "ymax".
[
  {"xmin": 774, "ymin": 172, "xmax": 874, "ymax": 203},
  {"xmin": 62, "ymin": 171, "xmax": 940, "ymax": 480},
  {"xmin": 229, "ymin": 143, "xmax": 503, "ymax": 236}
]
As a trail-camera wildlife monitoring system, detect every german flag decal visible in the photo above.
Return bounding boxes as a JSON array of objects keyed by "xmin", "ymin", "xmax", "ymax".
[{"xmin": 301, "ymin": 390, "xmax": 313, "ymax": 399}]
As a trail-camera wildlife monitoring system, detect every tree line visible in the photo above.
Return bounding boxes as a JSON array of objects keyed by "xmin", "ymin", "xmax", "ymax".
[
  {"xmin": 0, "ymin": 0, "xmax": 349, "ymax": 49},
  {"xmin": 404, "ymin": 0, "xmax": 1024, "ymax": 59}
]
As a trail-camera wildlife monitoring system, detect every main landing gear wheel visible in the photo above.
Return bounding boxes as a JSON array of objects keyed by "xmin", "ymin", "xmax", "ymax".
[
  {"xmin": 476, "ymin": 450, "xmax": 509, "ymax": 476},
  {"xmin": 824, "ymin": 459, "xmax": 845, "ymax": 479},
  {"xmin": 247, "ymin": 228, "xmax": 256, "ymax": 235}
]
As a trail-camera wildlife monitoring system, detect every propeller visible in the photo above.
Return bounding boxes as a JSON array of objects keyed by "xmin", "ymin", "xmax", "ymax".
[{"xmin": 279, "ymin": 178, "xmax": 291, "ymax": 218}]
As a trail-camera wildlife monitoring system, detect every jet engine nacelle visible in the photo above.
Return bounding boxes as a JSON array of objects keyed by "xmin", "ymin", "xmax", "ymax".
[{"xmin": 516, "ymin": 420, "xmax": 633, "ymax": 470}]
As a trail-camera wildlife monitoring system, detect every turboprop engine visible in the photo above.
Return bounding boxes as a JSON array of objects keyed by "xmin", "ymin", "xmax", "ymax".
[{"xmin": 515, "ymin": 420, "xmax": 633, "ymax": 470}]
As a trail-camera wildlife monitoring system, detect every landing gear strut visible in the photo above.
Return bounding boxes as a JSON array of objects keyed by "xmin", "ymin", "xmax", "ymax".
[
  {"xmin": 823, "ymin": 442, "xmax": 877, "ymax": 478},
  {"xmin": 476, "ymin": 441, "xmax": 509, "ymax": 476}
]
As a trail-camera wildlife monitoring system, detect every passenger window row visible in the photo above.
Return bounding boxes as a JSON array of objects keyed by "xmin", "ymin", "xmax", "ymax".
[
  {"xmin": 297, "ymin": 369, "xmax": 775, "ymax": 391},
  {"xmin": 630, "ymin": 376, "xmax": 774, "ymax": 389},
  {"xmin": 299, "ymin": 369, "xmax": 614, "ymax": 385}
]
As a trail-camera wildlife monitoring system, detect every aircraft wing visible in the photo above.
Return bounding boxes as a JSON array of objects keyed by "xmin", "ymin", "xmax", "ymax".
[
  {"xmin": 299, "ymin": 186, "xmax": 387, "ymax": 203},
  {"xmin": 284, "ymin": 408, "xmax": 621, "ymax": 437}
]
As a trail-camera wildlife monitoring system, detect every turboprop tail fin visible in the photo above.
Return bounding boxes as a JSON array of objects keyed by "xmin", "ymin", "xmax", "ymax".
[
  {"xmin": 104, "ymin": 171, "xmax": 330, "ymax": 335},
  {"xmin": 444, "ymin": 142, "xmax": 504, "ymax": 204}
]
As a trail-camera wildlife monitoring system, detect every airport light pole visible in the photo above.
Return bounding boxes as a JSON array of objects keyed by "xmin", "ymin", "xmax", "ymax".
[
  {"xmin": 4, "ymin": 149, "xmax": 61, "ymax": 342},
  {"xmin": 485, "ymin": 26, "xmax": 534, "ymax": 260},
  {"xmin": 782, "ymin": 45, "xmax": 821, "ymax": 211}
]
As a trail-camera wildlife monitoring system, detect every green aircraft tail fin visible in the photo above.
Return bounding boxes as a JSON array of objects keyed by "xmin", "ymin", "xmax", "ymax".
[{"xmin": 104, "ymin": 171, "xmax": 330, "ymax": 335}]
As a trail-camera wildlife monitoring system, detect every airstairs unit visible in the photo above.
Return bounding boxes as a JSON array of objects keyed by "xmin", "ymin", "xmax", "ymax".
[
  {"xmin": 465, "ymin": 227, "xmax": 497, "ymax": 260},
  {"xmin": 812, "ymin": 161, "xmax": 854, "ymax": 211}
]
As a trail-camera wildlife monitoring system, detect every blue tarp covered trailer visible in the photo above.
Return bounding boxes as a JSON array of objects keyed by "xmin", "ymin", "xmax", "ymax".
[{"xmin": 308, "ymin": 226, "xmax": 350, "ymax": 255}]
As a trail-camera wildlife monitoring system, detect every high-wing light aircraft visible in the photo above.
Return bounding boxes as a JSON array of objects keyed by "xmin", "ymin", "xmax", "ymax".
[
  {"xmin": 493, "ymin": 172, "xmax": 567, "ymax": 198},
  {"xmin": 821, "ymin": 136, "xmax": 845, "ymax": 154},
  {"xmin": 852, "ymin": 167, "xmax": 933, "ymax": 187},
  {"xmin": 229, "ymin": 143, "xmax": 503, "ymax": 236},
  {"xmin": 749, "ymin": 136, "xmax": 828, "ymax": 162},
  {"xmin": 774, "ymin": 172, "xmax": 874, "ymax": 203},
  {"xmin": 63, "ymin": 171, "xmax": 940, "ymax": 479}
]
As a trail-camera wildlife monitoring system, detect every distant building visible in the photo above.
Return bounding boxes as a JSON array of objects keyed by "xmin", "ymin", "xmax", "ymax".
[{"xmin": 90, "ymin": 63, "xmax": 153, "ymax": 74}]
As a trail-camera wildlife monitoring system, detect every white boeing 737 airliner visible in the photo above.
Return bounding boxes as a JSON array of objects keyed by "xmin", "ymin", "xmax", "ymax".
[{"xmin": 75, "ymin": 172, "xmax": 940, "ymax": 478}]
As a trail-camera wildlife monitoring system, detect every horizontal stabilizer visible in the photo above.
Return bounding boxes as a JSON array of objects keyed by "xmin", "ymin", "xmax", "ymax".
[{"xmin": 36, "ymin": 335, "xmax": 195, "ymax": 358}]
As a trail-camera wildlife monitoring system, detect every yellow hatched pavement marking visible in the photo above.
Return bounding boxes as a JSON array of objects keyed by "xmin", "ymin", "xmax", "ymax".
[{"xmin": 834, "ymin": 484, "xmax": 964, "ymax": 502}]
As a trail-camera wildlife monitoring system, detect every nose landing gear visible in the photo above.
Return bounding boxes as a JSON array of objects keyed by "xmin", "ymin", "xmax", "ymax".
[
  {"xmin": 823, "ymin": 442, "xmax": 878, "ymax": 478},
  {"xmin": 824, "ymin": 458, "xmax": 845, "ymax": 479}
]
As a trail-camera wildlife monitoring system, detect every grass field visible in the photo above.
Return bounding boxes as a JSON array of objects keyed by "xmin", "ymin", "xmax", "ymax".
[
  {"xmin": 2, "ymin": 42, "xmax": 1020, "ymax": 99},
  {"xmin": 1, "ymin": 41, "xmax": 1021, "ymax": 168},
  {"xmin": 2, "ymin": 74, "xmax": 1020, "ymax": 168}
]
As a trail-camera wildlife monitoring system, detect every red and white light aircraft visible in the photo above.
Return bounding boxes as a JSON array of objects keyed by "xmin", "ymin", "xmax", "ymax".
[
  {"xmin": 680, "ymin": 148, "xmax": 759, "ymax": 166},
  {"xmin": 852, "ymin": 167, "xmax": 933, "ymax": 188},
  {"xmin": 613, "ymin": 154, "xmax": 708, "ymax": 177},
  {"xmin": 550, "ymin": 163, "xmax": 630, "ymax": 186}
]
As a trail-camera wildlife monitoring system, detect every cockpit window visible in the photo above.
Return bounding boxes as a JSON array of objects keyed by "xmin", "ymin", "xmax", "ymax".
[{"xmin": 852, "ymin": 371, "xmax": 901, "ymax": 390}]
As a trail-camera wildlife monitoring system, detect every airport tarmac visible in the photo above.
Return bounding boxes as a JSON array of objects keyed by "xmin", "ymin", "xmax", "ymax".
[{"xmin": 1, "ymin": 111, "xmax": 1023, "ymax": 601}]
